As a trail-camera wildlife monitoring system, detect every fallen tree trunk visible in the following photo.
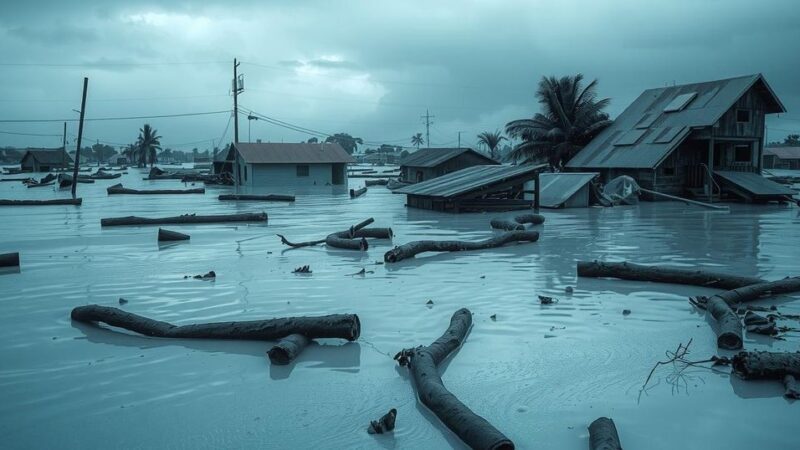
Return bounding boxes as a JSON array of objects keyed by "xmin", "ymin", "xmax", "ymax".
[
  {"xmin": 71, "ymin": 305, "xmax": 361, "ymax": 341},
  {"xmin": 384, "ymin": 231, "xmax": 539, "ymax": 263},
  {"xmin": 364, "ymin": 179, "xmax": 389, "ymax": 186},
  {"xmin": 26, "ymin": 181, "xmax": 55, "ymax": 188},
  {"xmin": 732, "ymin": 351, "xmax": 800, "ymax": 380},
  {"xmin": 218, "ymin": 194, "xmax": 294, "ymax": 202},
  {"xmin": 277, "ymin": 218, "xmax": 391, "ymax": 251},
  {"xmin": 588, "ymin": 417, "xmax": 623, "ymax": 450},
  {"xmin": 705, "ymin": 296, "xmax": 743, "ymax": 350},
  {"xmin": 267, "ymin": 333, "xmax": 310, "ymax": 365},
  {"xmin": 394, "ymin": 308, "xmax": 513, "ymax": 450},
  {"xmin": 0, "ymin": 252, "xmax": 20, "ymax": 268},
  {"xmin": 577, "ymin": 260, "xmax": 765, "ymax": 290},
  {"xmin": 350, "ymin": 186, "xmax": 368, "ymax": 198},
  {"xmin": 158, "ymin": 228, "xmax": 190, "ymax": 241},
  {"xmin": 107, "ymin": 183, "xmax": 205, "ymax": 195},
  {"xmin": 0, "ymin": 198, "xmax": 82, "ymax": 206},
  {"xmin": 101, "ymin": 212, "xmax": 267, "ymax": 227},
  {"xmin": 489, "ymin": 214, "xmax": 546, "ymax": 231}
]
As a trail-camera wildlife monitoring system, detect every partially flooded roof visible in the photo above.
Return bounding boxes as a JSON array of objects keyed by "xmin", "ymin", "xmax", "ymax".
[
  {"xmin": 399, "ymin": 147, "xmax": 497, "ymax": 168},
  {"xmin": 539, "ymin": 172, "xmax": 598, "ymax": 208},
  {"xmin": 395, "ymin": 163, "xmax": 546, "ymax": 198}
]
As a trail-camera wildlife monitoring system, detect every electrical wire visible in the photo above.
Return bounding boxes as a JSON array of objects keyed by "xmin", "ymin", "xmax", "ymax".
[{"xmin": 0, "ymin": 110, "xmax": 232, "ymax": 124}]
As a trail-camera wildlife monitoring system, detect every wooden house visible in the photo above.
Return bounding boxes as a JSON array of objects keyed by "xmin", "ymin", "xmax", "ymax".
[
  {"xmin": 19, "ymin": 148, "xmax": 73, "ymax": 172},
  {"xmin": 567, "ymin": 74, "xmax": 793, "ymax": 202},
  {"xmin": 763, "ymin": 147, "xmax": 800, "ymax": 170},
  {"xmin": 226, "ymin": 142, "xmax": 354, "ymax": 187},
  {"xmin": 399, "ymin": 148, "xmax": 497, "ymax": 184}
]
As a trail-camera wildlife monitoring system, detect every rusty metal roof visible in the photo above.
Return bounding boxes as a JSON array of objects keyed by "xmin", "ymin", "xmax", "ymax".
[
  {"xmin": 234, "ymin": 142, "xmax": 354, "ymax": 164},
  {"xmin": 22, "ymin": 148, "xmax": 72, "ymax": 164},
  {"xmin": 539, "ymin": 172, "xmax": 598, "ymax": 208},
  {"xmin": 395, "ymin": 163, "xmax": 546, "ymax": 198},
  {"xmin": 567, "ymin": 74, "xmax": 786, "ymax": 169},
  {"xmin": 399, "ymin": 147, "xmax": 497, "ymax": 168}
]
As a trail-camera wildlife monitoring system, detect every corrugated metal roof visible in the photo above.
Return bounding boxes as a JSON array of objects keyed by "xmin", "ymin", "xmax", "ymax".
[
  {"xmin": 567, "ymin": 74, "xmax": 786, "ymax": 169},
  {"xmin": 234, "ymin": 142, "xmax": 354, "ymax": 164},
  {"xmin": 765, "ymin": 147, "xmax": 800, "ymax": 159},
  {"xmin": 399, "ymin": 147, "xmax": 497, "ymax": 168},
  {"xmin": 539, "ymin": 172, "xmax": 598, "ymax": 208},
  {"xmin": 395, "ymin": 163, "xmax": 546, "ymax": 198},
  {"xmin": 23, "ymin": 148, "xmax": 72, "ymax": 164},
  {"xmin": 716, "ymin": 171, "xmax": 795, "ymax": 196}
]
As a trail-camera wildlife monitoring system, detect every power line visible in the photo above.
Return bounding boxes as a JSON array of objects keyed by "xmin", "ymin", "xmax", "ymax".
[
  {"xmin": 0, "ymin": 61, "xmax": 228, "ymax": 68},
  {"xmin": 0, "ymin": 129, "xmax": 62, "ymax": 137},
  {"xmin": 0, "ymin": 110, "xmax": 231, "ymax": 123}
]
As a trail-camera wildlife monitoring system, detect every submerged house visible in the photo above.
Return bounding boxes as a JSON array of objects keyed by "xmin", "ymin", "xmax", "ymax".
[
  {"xmin": 763, "ymin": 147, "xmax": 800, "ymax": 170},
  {"xmin": 19, "ymin": 148, "xmax": 73, "ymax": 172},
  {"xmin": 567, "ymin": 74, "xmax": 793, "ymax": 202},
  {"xmin": 399, "ymin": 148, "xmax": 497, "ymax": 184},
  {"xmin": 226, "ymin": 142, "xmax": 354, "ymax": 187}
]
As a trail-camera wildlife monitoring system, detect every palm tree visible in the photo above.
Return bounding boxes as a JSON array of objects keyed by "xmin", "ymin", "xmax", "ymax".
[
  {"xmin": 476, "ymin": 130, "xmax": 506, "ymax": 160},
  {"xmin": 505, "ymin": 74, "xmax": 612, "ymax": 169},
  {"xmin": 136, "ymin": 124, "xmax": 162, "ymax": 168},
  {"xmin": 411, "ymin": 132, "xmax": 424, "ymax": 149},
  {"xmin": 121, "ymin": 144, "xmax": 136, "ymax": 164}
]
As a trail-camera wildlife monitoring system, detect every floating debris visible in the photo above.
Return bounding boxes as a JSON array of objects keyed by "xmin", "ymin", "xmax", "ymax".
[
  {"xmin": 293, "ymin": 265, "xmax": 312, "ymax": 274},
  {"xmin": 538, "ymin": 295, "xmax": 558, "ymax": 305},
  {"xmin": 490, "ymin": 314, "xmax": 497, "ymax": 321},
  {"xmin": 622, "ymin": 309, "xmax": 631, "ymax": 316},
  {"xmin": 565, "ymin": 286, "xmax": 574, "ymax": 294},
  {"xmin": 367, "ymin": 408, "xmax": 397, "ymax": 434},
  {"xmin": 118, "ymin": 298, "xmax": 128, "ymax": 305},
  {"xmin": 192, "ymin": 271, "xmax": 216, "ymax": 280}
]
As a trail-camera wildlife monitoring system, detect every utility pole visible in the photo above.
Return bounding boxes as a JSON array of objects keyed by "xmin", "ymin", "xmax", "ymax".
[
  {"xmin": 62, "ymin": 122, "xmax": 67, "ymax": 166},
  {"xmin": 72, "ymin": 77, "xmax": 88, "ymax": 199},
  {"xmin": 421, "ymin": 109, "xmax": 434, "ymax": 148},
  {"xmin": 232, "ymin": 58, "xmax": 244, "ymax": 144}
]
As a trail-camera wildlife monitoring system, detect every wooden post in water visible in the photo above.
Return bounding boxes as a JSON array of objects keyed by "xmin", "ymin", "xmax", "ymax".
[
  {"xmin": 534, "ymin": 170, "xmax": 540, "ymax": 212},
  {"xmin": 707, "ymin": 135, "xmax": 714, "ymax": 203},
  {"xmin": 72, "ymin": 77, "xmax": 88, "ymax": 199}
]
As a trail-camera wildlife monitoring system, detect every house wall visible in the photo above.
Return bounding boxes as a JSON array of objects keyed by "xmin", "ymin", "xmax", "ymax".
[
  {"xmin": 237, "ymin": 162, "xmax": 346, "ymax": 187},
  {"xmin": 401, "ymin": 153, "xmax": 494, "ymax": 183}
]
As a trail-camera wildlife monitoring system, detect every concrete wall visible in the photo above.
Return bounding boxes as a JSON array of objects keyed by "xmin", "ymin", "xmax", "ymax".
[{"xmin": 236, "ymin": 162, "xmax": 347, "ymax": 187}]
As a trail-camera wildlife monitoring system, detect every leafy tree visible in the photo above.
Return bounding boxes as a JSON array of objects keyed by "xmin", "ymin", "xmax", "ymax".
[
  {"xmin": 476, "ymin": 130, "xmax": 506, "ymax": 160},
  {"xmin": 91, "ymin": 143, "xmax": 117, "ymax": 163},
  {"xmin": 325, "ymin": 133, "xmax": 363, "ymax": 155},
  {"xmin": 506, "ymin": 74, "xmax": 611, "ymax": 169},
  {"xmin": 307, "ymin": 137, "xmax": 319, "ymax": 144},
  {"xmin": 411, "ymin": 132, "xmax": 424, "ymax": 149},
  {"xmin": 136, "ymin": 124, "xmax": 162, "ymax": 168},
  {"xmin": 400, "ymin": 150, "xmax": 410, "ymax": 159}
]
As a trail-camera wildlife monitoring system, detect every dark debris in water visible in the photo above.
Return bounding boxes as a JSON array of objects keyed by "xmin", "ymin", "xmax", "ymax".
[
  {"xmin": 367, "ymin": 408, "xmax": 397, "ymax": 434},
  {"xmin": 293, "ymin": 265, "xmax": 312, "ymax": 274},
  {"xmin": 538, "ymin": 295, "xmax": 558, "ymax": 305}
]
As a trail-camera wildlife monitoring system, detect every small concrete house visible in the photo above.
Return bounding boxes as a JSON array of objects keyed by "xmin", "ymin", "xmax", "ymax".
[
  {"xmin": 763, "ymin": 147, "xmax": 800, "ymax": 170},
  {"xmin": 227, "ymin": 142, "xmax": 354, "ymax": 187},
  {"xmin": 399, "ymin": 148, "xmax": 497, "ymax": 183},
  {"xmin": 20, "ymin": 148, "xmax": 73, "ymax": 172}
]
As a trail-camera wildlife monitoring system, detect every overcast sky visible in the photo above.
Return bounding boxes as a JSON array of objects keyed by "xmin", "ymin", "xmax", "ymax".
[{"xmin": 1, "ymin": 0, "xmax": 799, "ymax": 152}]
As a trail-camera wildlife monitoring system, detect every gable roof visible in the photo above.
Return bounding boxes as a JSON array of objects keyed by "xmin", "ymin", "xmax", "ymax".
[
  {"xmin": 400, "ymin": 147, "xmax": 497, "ymax": 168},
  {"xmin": 765, "ymin": 147, "xmax": 800, "ymax": 160},
  {"xmin": 395, "ymin": 163, "xmax": 546, "ymax": 198},
  {"xmin": 567, "ymin": 74, "xmax": 786, "ymax": 169},
  {"xmin": 233, "ymin": 142, "xmax": 354, "ymax": 164},
  {"xmin": 22, "ymin": 148, "xmax": 72, "ymax": 164}
]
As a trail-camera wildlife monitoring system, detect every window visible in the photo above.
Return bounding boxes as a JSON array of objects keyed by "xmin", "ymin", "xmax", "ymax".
[
  {"xmin": 736, "ymin": 109, "xmax": 751, "ymax": 123},
  {"xmin": 296, "ymin": 164, "xmax": 309, "ymax": 177},
  {"xmin": 734, "ymin": 145, "xmax": 751, "ymax": 162}
]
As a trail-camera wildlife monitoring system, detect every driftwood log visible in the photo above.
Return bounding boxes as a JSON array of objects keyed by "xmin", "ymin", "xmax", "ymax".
[
  {"xmin": 350, "ymin": 186, "xmax": 368, "ymax": 198},
  {"xmin": 577, "ymin": 260, "xmax": 765, "ymax": 290},
  {"xmin": 364, "ymin": 179, "xmax": 389, "ymax": 187},
  {"xmin": 71, "ymin": 305, "xmax": 361, "ymax": 341},
  {"xmin": 384, "ymin": 231, "xmax": 540, "ymax": 263},
  {"xmin": 277, "ymin": 218, "xmax": 392, "ymax": 251},
  {"xmin": 267, "ymin": 333, "xmax": 310, "ymax": 365},
  {"xmin": 101, "ymin": 212, "xmax": 267, "ymax": 227},
  {"xmin": 588, "ymin": 417, "xmax": 623, "ymax": 450},
  {"xmin": 0, "ymin": 198, "xmax": 82, "ymax": 206},
  {"xmin": 0, "ymin": 252, "xmax": 20, "ymax": 268},
  {"xmin": 107, "ymin": 183, "xmax": 205, "ymax": 195},
  {"xmin": 395, "ymin": 308, "xmax": 513, "ymax": 450},
  {"xmin": 218, "ymin": 194, "xmax": 295, "ymax": 202},
  {"xmin": 732, "ymin": 351, "xmax": 800, "ymax": 380},
  {"xmin": 488, "ymin": 213, "xmax": 545, "ymax": 231},
  {"xmin": 158, "ymin": 228, "xmax": 190, "ymax": 241},
  {"xmin": 26, "ymin": 181, "xmax": 55, "ymax": 188}
]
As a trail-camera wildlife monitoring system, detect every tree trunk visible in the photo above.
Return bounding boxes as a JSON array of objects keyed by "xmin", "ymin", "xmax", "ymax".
[
  {"xmin": 705, "ymin": 296, "xmax": 743, "ymax": 350},
  {"xmin": 107, "ymin": 183, "xmax": 205, "ymax": 195},
  {"xmin": 577, "ymin": 261, "xmax": 765, "ymax": 290},
  {"xmin": 101, "ymin": 212, "xmax": 267, "ymax": 227},
  {"xmin": 277, "ymin": 218, "xmax": 391, "ymax": 251},
  {"xmin": 489, "ymin": 214, "xmax": 545, "ymax": 231},
  {"xmin": 395, "ymin": 309, "xmax": 514, "ymax": 450},
  {"xmin": 71, "ymin": 305, "xmax": 360, "ymax": 341},
  {"xmin": 0, "ymin": 252, "xmax": 20, "ymax": 267},
  {"xmin": 384, "ymin": 231, "xmax": 539, "ymax": 263},
  {"xmin": 350, "ymin": 187, "xmax": 367, "ymax": 198},
  {"xmin": 218, "ymin": 194, "xmax": 294, "ymax": 202},
  {"xmin": 158, "ymin": 228, "xmax": 190, "ymax": 242},
  {"xmin": 267, "ymin": 333, "xmax": 310, "ymax": 365},
  {"xmin": 588, "ymin": 417, "xmax": 623, "ymax": 450},
  {"xmin": 732, "ymin": 351, "xmax": 800, "ymax": 379},
  {"xmin": 0, "ymin": 198, "xmax": 82, "ymax": 206}
]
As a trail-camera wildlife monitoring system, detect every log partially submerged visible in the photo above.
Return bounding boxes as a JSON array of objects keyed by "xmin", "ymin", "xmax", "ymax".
[
  {"xmin": 350, "ymin": 186, "xmax": 368, "ymax": 198},
  {"xmin": 364, "ymin": 179, "xmax": 389, "ymax": 187},
  {"xmin": 732, "ymin": 351, "xmax": 800, "ymax": 380},
  {"xmin": 218, "ymin": 194, "xmax": 294, "ymax": 202},
  {"xmin": 384, "ymin": 231, "xmax": 540, "ymax": 263},
  {"xmin": 26, "ymin": 181, "xmax": 55, "ymax": 188},
  {"xmin": 489, "ymin": 214, "xmax": 545, "ymax": 231},
  {"xmin": 107, "ymin": 183, "xmax": 205, "ymax": 195},
  {"xmin": 277, "ymin": 218, "xmax": 392, "ymax": 251},
  {"xmin": 158, "ymin": 228, "xmax": 190, "ymax": 241},
  {"xmin": 0, "ymin": 252, "xmax": 20, "ymax": 268},
  {"xmin": 588, "ymin": 417, "xmax": 623, "ymax": 450},
  {"xmin": 395, "ymin": 309, "xmax": 513, "ymax": 450},
  {"xmin": 578, "ymin": 260, "xmax": 765, "ymax": 290},
  {"xmin": 0, "ymin": 198, "xmax": 82, "ymax": 206},
  {"xmin": 101, "ymin": 212, "xmax": 267, "ymax": 227},
  {"xmin": 71, "ymin": 305, "xmax": 361, "ymax": 341},
  {"xmin": 267, "ymin": 333, "xmax": 310, "ymax": 365}
]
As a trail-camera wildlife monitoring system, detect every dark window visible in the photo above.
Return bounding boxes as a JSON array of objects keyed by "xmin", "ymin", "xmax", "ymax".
[
  {"xmin": 661, "ymin": 166, "xmax": 675, "ymax": 176},
  {"xmin": 296, "ymin": 164, "xmax": 309, "ymax": 177},
  {"xmin": 244, "ymin": 165, "xmax": 248, "ymax": 181},
  {"xmin": 736, "ymin": 109, "xmax": 751, "ymax": 123},
  {"xmin": 734, "ymin": 145, "xmax": 751, "ymax": 162}
]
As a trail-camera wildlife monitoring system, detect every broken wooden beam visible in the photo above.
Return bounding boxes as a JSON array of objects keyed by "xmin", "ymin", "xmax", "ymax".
[
  {"xmin": 0, "ymin": 198, "xmax": 82, "ymax": 206},
  {"xmin": 267, "ymin": 333, "xmax": 311, "ymax": 365},
  {"xmin": 107, "ymin": 183, "xmax": 205, "ymax": 195},
  {"xmin": 578, "ymin": 260, "xmax": 765, "ymax": 290},
  {"xmin": 732, "ymin": 351, "xmax": 800, "ymax": 380},
  {"xmin": 384, "ymin": 230, "xmax": 539, "ymax": 263},
  {"xmin": 350, "ymin": 186, "xmax": 367, "ymax": 198},
  {"xmin": 0, "ymin": 252, "xmax": 20, "ymax": 268},
  {"xmin": 158, "ymin": 228, "xmax": 190, "ymax": 242},
  {"xmin": 71, "ymin": 305, "xmax": 361, "ymax": 341},
  {"xmin": 101, "ymin": 212, "xmax": 267, "ymax": 227},
  {"xmin": 218, "ymin": 194, "xmax": 294, "ymax": 202},
  {"xmin": 395, "ymin": 308, "xmax": 514, "ymax": 450},
  {"xmin": 588, "ymin": 417, "xmax": 623, "ymax": 450}
]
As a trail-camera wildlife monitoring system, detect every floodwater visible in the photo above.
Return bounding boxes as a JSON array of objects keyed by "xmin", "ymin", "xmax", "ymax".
[{"xmin": 1, "ymin": 166, "xmax": 798, "ymax": 449}]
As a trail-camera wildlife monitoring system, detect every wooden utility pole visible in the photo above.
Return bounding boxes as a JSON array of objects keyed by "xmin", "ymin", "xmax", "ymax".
[
  {"xmin": 233, "ymin": 58, "xmax": 242, "ymax": 144},
  {"xmin": 62, "ymin": 122, "xmax": 67, "ymax": 166},
  {"xmin": 72, "ymin": 77, "xmax": 88, "ymax": 199},
  {"xmin": 421, "ymin": 109, "xmax": 434, "ymax": 148}
]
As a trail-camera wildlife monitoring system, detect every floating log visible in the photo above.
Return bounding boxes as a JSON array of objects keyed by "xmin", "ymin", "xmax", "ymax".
[
  {"xmin": 588, "ymin": 417, "xmax": 623, "ymax": 450},
  {"xmin": 90, "ymin": 172, "xmax": 121, "ymax": 179},
  {"xmin": 489, "ymin": 214, "xmax": 545, "ymax": 231},
  {"xmin": 0, "ymin": 252, "xmax": 20, "ymax": 268},
  {"xmin": 267, "ymin": 333, "xmax": 310, "ymax": 365},
  {"xmin": 107, "ymin": 183, "xmax": 205, "ymax": 195},
  {"xmin": 0, "ymin": 178, "xmax": 30, "ymax": 182},
  {"xmin": 732, "ymin": 351, "xmax": 800, "ymax": 380},
  {"xmin": 101, "ymin": 212, "xmax": 267, "ymax": 227},
  {"xmin": 384, "ymin": 230, "xmax": 540, "ymax": 263},
  {"xmin": 218, "ymin": 194, "xmax": 294, "ymax": 202},
  {"xmin": 71, "ymin": 305, "xmax": 361, "ymax": 341},
  {"xmin": 350, "ymin": 186, "xmax": 368, "ymax": 198},
  {"xmin": 578, "ymin": 261, "xmax": 765, "ymax": 290},
  {"xmin": 277, "ymin": 218, "xmax": 391, "ymax": 251},
  {"xmin": 26, "ymin": 181, "xmax": 55, "ymax": 188},
  {"xmin": 394, "ymin": 308, "xmax": 513, "ymax": 450},
  {"xmin": 158, "ymin": 228, "xmax": 190, "ymax": 241},
  {"xmin": 0, "ymin": 198, "xmax": 82, "ymax": 206},
  {"xmin": 364, "ymin": 179, "xmax": 389, "ymax": 186}
]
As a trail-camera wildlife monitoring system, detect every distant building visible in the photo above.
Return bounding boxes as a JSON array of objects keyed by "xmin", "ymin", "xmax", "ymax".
[
  {"xmin": 226, "ymin": 142, "xmax": 354, "ymax": 187},
  {"xmin": 108, "ymin": 155, "xmax": 129, "ymax": 165},
  {"xmin": 567, "ymin": 73, "xmax": 792, "ymax": 202},
  {"xmin": 763, "ymin": 147, "xmax": 800, "ymax": 170},
  {"xmin": 399, "ymin": 148, "xmax": 497, "ymax": 183},
  {"xmin": 19, "ymin": 148, "xmax": 73, "ymax": 172}
]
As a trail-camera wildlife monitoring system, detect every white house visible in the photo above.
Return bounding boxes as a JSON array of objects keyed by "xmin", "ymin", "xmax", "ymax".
[{"xmin": 228, "ymin": 142, "xmax": 354, "ymax": 187}]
